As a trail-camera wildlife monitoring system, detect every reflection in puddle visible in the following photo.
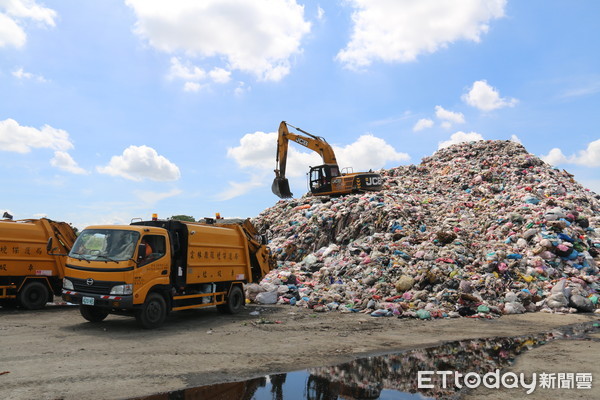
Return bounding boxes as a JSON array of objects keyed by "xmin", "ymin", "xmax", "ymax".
[
  {"xmin": 133, "ymin": 321, "xmax": 599, "ymax": 400},
  {"xmin": 134, "ymin": 377, "xmax": 268, "ymax": 400}
]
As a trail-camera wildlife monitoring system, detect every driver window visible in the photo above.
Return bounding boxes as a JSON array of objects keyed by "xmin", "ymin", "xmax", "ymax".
[{"xmin": 139, "ymin": 235, "xmax": 166, "ymax": 266}]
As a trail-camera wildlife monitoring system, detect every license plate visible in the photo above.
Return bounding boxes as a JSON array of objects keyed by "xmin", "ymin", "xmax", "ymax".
[{"xmin": 82, "ymin": 296, "xmax": 94, "ymax": 305}]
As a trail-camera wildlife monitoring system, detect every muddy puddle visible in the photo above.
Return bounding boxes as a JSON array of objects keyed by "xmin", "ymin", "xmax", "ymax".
[{"xmin": 132, "ymin": 320, "xmax": 599, "ymax": 400}]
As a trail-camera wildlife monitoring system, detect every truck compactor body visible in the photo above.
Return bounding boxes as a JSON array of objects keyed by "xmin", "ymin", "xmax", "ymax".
[
  {"xmin": 0, "ymin": 218, "xmax": 77, "ymax": 309},
  {"xmin": 61, "ymin": 218, "xmax": 274, "ymax": 328}
]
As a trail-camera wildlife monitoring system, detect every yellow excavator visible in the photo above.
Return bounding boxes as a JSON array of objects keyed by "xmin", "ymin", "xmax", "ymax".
[{"xmin": 272, "ymin": 121, "xmax": 383, "ymax": 198}]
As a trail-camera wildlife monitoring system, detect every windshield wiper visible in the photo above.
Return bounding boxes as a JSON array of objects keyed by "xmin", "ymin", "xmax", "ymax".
[
  {"xmin": 70, "ymin": 254, "xmax": 90, "ymax": 263},
  {"xmin": 95, "ymin": 255, "xmax": 120, "ymax": 263}
]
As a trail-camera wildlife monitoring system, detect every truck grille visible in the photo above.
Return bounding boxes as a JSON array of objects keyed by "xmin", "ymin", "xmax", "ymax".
[{"xmin": 69, "ymin": 277, "xmax": 124, "ymax": 295}]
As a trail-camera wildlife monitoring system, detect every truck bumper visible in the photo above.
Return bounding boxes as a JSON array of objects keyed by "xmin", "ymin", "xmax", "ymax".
[{"xmin": 62, "ymin": 290, "xmax": 134, "ymax": 309}]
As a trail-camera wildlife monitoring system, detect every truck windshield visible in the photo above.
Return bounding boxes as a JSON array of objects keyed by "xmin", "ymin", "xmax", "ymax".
[{"xmin": 69, "ymin": 229, "xmax": 141, "ymax": 262}]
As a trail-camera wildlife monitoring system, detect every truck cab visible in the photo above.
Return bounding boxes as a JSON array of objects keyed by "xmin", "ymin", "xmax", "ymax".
[{"xmin": 62, "ymin": 225, "xmax": 170, "ymax": 312}]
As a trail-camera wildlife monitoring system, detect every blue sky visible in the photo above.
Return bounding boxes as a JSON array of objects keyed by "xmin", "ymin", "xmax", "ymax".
[{"xmin": 1, "ymin": 0, "xmax": 599, "ymax": 229}]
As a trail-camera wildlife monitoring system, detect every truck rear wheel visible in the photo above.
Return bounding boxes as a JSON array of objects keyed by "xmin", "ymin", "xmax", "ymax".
[
  {"xmin": 217, "ymin": 285, "xmax": 245, "ymax": 314},
  {"xmin": 80, "ymin": 305, "xmax": 109, "ymax": 322},
  {"xmin": 135, "ymin": 293, "xmax": 167, "ymax": 329},
  {"xmin": 18, "ymin": 281, "xmax": 49, "ymax": 310}
]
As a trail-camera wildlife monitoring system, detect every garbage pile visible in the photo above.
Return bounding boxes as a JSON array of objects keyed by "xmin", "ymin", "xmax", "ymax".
[{"xmin": 250, "ymin": 140, "xmax": 600, "ymax": 318}]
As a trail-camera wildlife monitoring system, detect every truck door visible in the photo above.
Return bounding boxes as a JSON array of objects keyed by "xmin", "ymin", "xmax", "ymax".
[{"xmin": 133, "ymin": 234, "xmax": 169, "ymax": 301}]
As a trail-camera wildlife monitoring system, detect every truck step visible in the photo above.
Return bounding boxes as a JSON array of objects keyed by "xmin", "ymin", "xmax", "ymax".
[{"xmin": 172, "ymin": 291, "xmax": 226, "ymax": 310}]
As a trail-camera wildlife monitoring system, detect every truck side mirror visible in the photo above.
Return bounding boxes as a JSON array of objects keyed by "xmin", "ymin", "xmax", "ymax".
[{"xmin": 138, "ymin": 243, "xmax": 147, "ymax": 259}]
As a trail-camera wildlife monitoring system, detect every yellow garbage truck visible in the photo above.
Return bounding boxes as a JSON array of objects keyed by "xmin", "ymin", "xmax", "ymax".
[
  {"xmin": 0, "ymin": 218, "xmax": 77, "ymax": 309},
  {"xmin": 59, "ymin": 217, "xmax": 274, "ymax": 328}
]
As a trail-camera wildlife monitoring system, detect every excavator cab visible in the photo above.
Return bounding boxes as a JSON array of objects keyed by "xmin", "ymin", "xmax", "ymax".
[{"xmin": 308, "ymin": 164, "xmax": 339, "ymax": 194}]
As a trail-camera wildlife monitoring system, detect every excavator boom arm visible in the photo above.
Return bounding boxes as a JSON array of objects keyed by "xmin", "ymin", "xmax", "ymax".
[
  {"xmin": 273, "ymin": 121, "xmax": 338, "ymax": 198},
  {"xmin": 275, "ymin": 121, "xmax": 337, "ymax": 176}
]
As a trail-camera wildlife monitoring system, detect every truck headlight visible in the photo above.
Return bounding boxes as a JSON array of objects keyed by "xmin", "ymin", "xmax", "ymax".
[
  {"xmin": 110, "ymin": 284, "xmax": 133, "ymax": 295},
  {"xmin": 63, "ymin": 278, "xmax": 74, "ymax": 291}
]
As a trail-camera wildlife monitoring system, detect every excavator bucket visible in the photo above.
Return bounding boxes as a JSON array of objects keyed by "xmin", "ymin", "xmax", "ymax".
[{"xmin": 272, "ymin": 177, "xmax": 293, "ymax": 198}]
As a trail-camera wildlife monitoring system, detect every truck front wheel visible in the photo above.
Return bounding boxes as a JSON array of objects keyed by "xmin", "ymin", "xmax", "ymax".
[
  {"xmin": 80, "ymin": 305, "xmax": 109, "ymax": 322},
  {"xmin": 18, "ymin": 281, "xmax": 49, "ymax": 310},
  {"xmin": 217, "ymin": 285, "xmax": 245, "ymax": 314},
  {"xmin": 135, "ymin": 293, "xmax": 167, "ymax": 329}
]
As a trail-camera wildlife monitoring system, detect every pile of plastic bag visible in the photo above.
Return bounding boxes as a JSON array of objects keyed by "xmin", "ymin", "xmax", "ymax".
[{"xmin": 249, "ymin": 140, "xmax": 600, "ymax": 318}]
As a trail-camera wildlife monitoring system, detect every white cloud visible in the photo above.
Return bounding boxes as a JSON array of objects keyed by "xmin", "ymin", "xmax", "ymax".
[
  {"xmin": 97, "ymin": 145, "xmax": 181, "ymax": 182},
  {"xmin": 183, "ymin": 82, "xmax": 203, "ymax": 92},
  {"xmin": 126, "ymin": 0, "xmax": 311, "ymax": 81},
  {"xmin": 0, "ymin": 0, "xmax": 56, "ymax": 48},
  {"xmin": 216, "ymin": 174, "xmax": 264, "ymax": 201},
  {"xmin": 559, "ymin": 78, "xmax": 600, "ymax": 99},
  {"xmin": 234, "ymin": 82, "xmax": 250, "ymax": 97},
  {"xmin": 209, "ymin": 67, "xmax": 231, "ymax": 84},
  {"xmin": 438, "ymin": 131, "xmax": 484, "ymax": 149},
  {"xmin": 572, "ymin": 139, "xmax": 600, "ymax": 167},
  {"xmin": 223, "ymin": 128, "xmax": 409, "ymax": 199},
  {"xmin": 574, "ymin": 139, "xmax": 600, "ymax": 167},
  {"xmin": 435, "ymin": 105, "xmax": 465, "ymax": 128},
  {"xmin": 133, "ymin": 188, "xmax": 183, "ymax": 207},
  {"xmin": 462, "ymin": 80, "xmax": 518, "ymax": 111},
  {"xmin": 0, "ymin": 118, "xmax": 73, "ymax": 153},
  {"xmin": 413, "ymin": 118, "xmax": 434, "ymax": 132},
  {"xmin": 12, "ymin": 67, "xmax": 32, "ymax": 79},
  {"xmin": 540, "ymin": 148, "xmax": 568, "ymax": 166},
  {"xmin": 334, "ymin": 134, "xmax": 410, "ymax": 171},
  {"xmin": 168, "ymin": 57, "xmax": 206, "ymax": 81},
  {"xmin": 2, "ymin": 0, "xmax": 56, "ymax": 25},
  {"xmin": 50, "ymin": 151, "xmax": 88, "ymax": 175},
  {"xmin": 510, "ymin": 134, "xmax": 522, "ymax": 144},
  {"xmin": 168, "ymin": 57, "xmax": 231, "ymax": 91},
  {"xmin": 0, "ymin": 12, "xmax": 25, "ymax": 47},
  {"xmin": 317, "ymin": 5, "xmax": 325, "ymax": 20},
  {"xmin": 336, "ymin": 0, "xmax": 506, "ymax": 69},
  {"xmin": 227, "ymin": 131, "xmax": 279, "ymax": 170},
  {"xmin": 12, "ymin": 67, "xmax": 46, "ymax": 82},
  {"xmin": 541, "ymin": 139, "xmax": 600, "ymax": 167}
]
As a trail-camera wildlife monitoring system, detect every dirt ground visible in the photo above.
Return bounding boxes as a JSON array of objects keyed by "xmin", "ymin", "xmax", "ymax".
[{"xmin": 1, "ymin": 301, "xmax": 599, "ymax": 400}]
